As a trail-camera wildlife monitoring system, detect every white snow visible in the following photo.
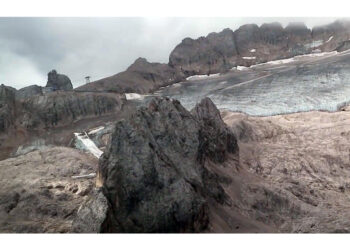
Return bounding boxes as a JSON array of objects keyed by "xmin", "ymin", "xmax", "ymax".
[
  {"xmin": 250, "ymin": 49, "xmax": 256, "ymax": 53},
  {"xmin": 88, "ymin": 126, "xmax": 105, "ymax": 135},
  {"xmin": 326, "ymin": 36, "xmax": 333, "ymax": 43},
  {"xmin": 186, "ymin": 73, "xmax": 221, "ymax": 81},
  {"xmin": 71, "ymin": 173, "xmax": 97, "ymax": 179},
  {"xmin": 125, "ymin": 93, "xmax": 144, "ymax": 100},
  {"xmin": 74, "ymin": 132, "xmax": 103, "ymax": 158},
  {"xmin": 236, "ymin": 66, "xmax": 249, "ymax": 71},
  {"xmin": 250, "ymin": 51, "xmax": 338, "ymax": 68},
  {"xmin": 243, "ymin": 56, "xmax": 256, "ymax": 60}
]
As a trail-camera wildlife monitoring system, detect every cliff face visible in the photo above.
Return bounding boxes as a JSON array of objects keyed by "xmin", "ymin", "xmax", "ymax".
[
  {"xmin": 168, "ymin": 28, "xmax": 238, "ymax": 76},
  {"xmin": 0, "ymin": 84, "xmax": 16, "ymax": 132},
  {"xmin": 19, "ymin": 91, "xmax": 125, "ymax": 130},
  {"xmin": 76, "ymin": 58, "xmax": 184, "ymax": 94},
  {"xmin": 169, "ymin": 20, "xmax": 350, "ymax": 76}
]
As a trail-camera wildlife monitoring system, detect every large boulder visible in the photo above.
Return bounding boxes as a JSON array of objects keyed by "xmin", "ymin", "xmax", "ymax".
[
  {"xmin": 93, "ymin": 97, "xmax": 238, "ymax": 233},
  {"xmin": 46, "ymin": 70, "xmax": 73, "ymax": 91}
]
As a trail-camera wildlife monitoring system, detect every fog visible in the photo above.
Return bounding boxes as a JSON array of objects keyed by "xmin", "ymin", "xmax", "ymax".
[{"xmin": 0, "ymin": 17, "xmax": 339, "ymax": 89}]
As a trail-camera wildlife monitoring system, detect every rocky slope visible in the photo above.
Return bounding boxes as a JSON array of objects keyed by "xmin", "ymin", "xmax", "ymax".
[
  {"xmin": 221, "ymin": 107, "xmax": 350, "ymax": 232},
  {"xmin": 3, "ymin": 97, "xmax": 350, "ymax": 233},
  {"xmin": 0, "ymin": 147, "xmax": 98, "ymax": 233},
  {"xmin": 76, "ymin": 57, "xmax": 183, "ymax": 94}
]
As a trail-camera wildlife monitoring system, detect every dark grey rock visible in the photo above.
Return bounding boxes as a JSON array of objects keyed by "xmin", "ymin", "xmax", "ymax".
[
  {"xmin": 72, "ymin": 189, "xmax": 109, "ymax": 233},
  {"xmin": 76, "ymin": 58, "xmax": 183, "ymax": 94},
  {"xmin": 16, "ymin": 85, "xmax": 43, "ymax": 100},
  {"xmin": 97, "ymin": 97, "xmax": 238, "ymax": 233},
  {"xmin": 20, "ymin": 92, "xmax": 125, "ymax": 129},
  {"xmin": 46, "ymin": 70, "xmax": 73, "ymax": 91},
  {"xmin": 0, "ymin": 84, "xmax": 16, "ymax": 132}
]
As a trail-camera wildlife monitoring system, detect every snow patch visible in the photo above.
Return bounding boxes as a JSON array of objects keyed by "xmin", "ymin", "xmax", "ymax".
[
  {"xmin": 186, "ymin": 73, "xmax": 220, "ymax": 81},
  {"xmin": 125, "ymin": 93, "xmax": 144, "ymax": 100},
  {"xmin": 250, "ymin": 49, "xmax": 256, "ymax": 53},
  {"xmin": 326, "ymin": 36, "xmax": 333, "ymax": 43},
  {"xmin": 74, "ymin": 132, "xmax": 103, "ymax": 158},
  {"xmin": 236, "ymin": 66, "xmax": 249, "ymax": 71},
  {"xmin": 88, "ymin": 126, "xmax": 105, "ymax": 135},
  {"xmin": 243, "ymin": 57, "xmax": 256, "ymax": 60}
]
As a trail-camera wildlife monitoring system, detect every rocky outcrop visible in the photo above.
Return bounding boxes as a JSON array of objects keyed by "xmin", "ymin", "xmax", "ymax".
[
  {"xmin": 46, "ymin": 70, "xmax": 73, "ymax": 91},
  {"xmin": 16, "ymin": 85, "xmax": 43, "ymax": 100},
  {"xmin": 76, "ymin": 58, "xmax": 183, "ymax": 94},
  {"xmin": 169, "ymin": 20, "xmax": 350, "ymax": 76},
  {"xmin": 336, "ymin": 40, "xmax": 350, "ymax": 52},
  {"xmin": 0, "ymin": 84, "xmax": 16, "ymax": 132},
  {"xmin": 19, "ymin": 91, "xmax": 125, "ymax": 129},
  {"xmin": 191, "ymin": 97, "xmax": 238, "ymax": 163},
  {"xmin": 82, "ymin": 97, "xmax": 238, "ymax": 233},
  {"xmin": 169, "ymin": 28, "xmax": 238, "ymax": 76}
]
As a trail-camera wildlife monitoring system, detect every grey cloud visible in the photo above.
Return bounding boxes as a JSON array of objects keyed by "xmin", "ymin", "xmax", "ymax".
[{"xmin": 0, "ymin": 17, "xmax": 340, "ymax": 89}]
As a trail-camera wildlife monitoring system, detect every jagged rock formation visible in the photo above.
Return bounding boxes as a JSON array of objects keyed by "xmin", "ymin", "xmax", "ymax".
[
  {"xmin": 169, "ymin": 20, "xmax": 350, "ymax": 76},
  {"xmin": 76, "ymin": 58, "xmax": 183, "ymax": 94},
  {"xmin": 0, "ymin": 147, "xmax": 98, "ymax": 233},
  {"xmin": 168, "ymin": 28, "xmax": 238, "ymax": 76},
  {"xmin": 16, "ymin": 85, "xmax": 43, "ymax": 100},
  {"xmin": 0, "ymin": 84, "xmax": 16, "ymax": 132},
  {"xmin": 75, "ymin": 97, "xmax": 238, "ymax": 233},
  {"xmin": 46, "ymin": 70, "xmax": 73, "ymax": 91}
]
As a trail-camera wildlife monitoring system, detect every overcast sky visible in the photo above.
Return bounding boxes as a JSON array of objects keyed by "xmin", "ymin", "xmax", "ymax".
[{"xmin": 0, "ymin": 17, "xmax": 339, "ymax": 89}]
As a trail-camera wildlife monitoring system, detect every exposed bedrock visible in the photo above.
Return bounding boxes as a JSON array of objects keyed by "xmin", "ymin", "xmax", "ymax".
[
  {"xmin": 76, "ymin": 57, "xmax": 184, "ymax": 94},
  {"xmin": 169, "ymin": 20, "xmax": 350, "ymax": 76},
  {"xmin": 46, "ymin": 69, "xmax": 73, "ymax": 91},
  {"xmin": 74, "ymin": 97, "xmax": 238, "ymax": 233},
  {"xmin": 19, "ymin": 91, "xmax": 125, "ymax": 130},
  {"xmin": 0, "ymin": 84, "xmax": 16, "ymax": 133}
]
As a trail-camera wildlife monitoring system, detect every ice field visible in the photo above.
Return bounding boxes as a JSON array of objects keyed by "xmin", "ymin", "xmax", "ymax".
[{"xmin": 147, "ymin": 50, "xmax": 350, "ymax": 116}]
